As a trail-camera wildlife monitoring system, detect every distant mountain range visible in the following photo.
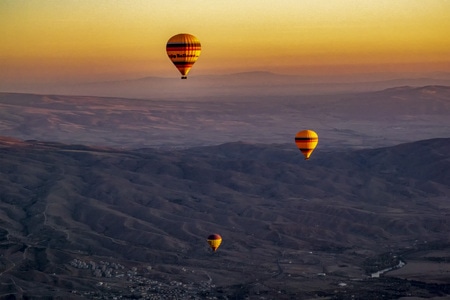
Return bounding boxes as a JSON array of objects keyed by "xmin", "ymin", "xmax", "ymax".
[
  {"xmin": 0, "ymin": 136, "xmax": 449, "ymax": 298},
  {"xmin": 3, "ymin": 71, "xmax": 450, "ymax": 99}
]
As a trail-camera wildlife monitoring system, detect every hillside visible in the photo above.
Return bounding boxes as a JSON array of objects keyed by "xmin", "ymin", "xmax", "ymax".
[
  {"xmin": 0, "ymin": 137, "xmax": 449, "ymax": 299},
  {"xmin": 1, "ymin": 85, "xmax": 449, "ymax": 150}
]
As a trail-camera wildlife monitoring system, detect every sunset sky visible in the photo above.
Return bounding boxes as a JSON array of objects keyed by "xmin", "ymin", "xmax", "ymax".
[{"xmin": 1, "ymin": 0, "xmax": 449, "ymax": 87}]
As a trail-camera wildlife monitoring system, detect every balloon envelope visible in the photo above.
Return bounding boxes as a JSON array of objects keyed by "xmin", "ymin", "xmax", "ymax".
[
  {"xmin": 295, "ymin": 130, "xmax": 318, "ymax": 160},
  {"xmin": 166, "ymin": 33, "xmax": 201, "ymax": 79},
  {"xmin": 207, "ymin": 234, "xmax": 222, "ymax": 252}
]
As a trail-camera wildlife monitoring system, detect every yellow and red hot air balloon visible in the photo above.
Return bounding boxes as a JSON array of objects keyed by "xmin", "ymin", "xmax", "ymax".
[
  {"xmin": 166, "ymin": 33, "xmax": 201, "ymax": 79},
  {"xmin": 207, "ymin": 234, "xmax": 222, "ymax": 252},
  {"xmin": 295, "ymin": 130, "xmax": 318, "ymax": 160}
]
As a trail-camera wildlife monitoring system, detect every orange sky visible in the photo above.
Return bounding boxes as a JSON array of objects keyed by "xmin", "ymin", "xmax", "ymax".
[{"xmin": 1, "ymin": 0, "xmax": 449, "ymax": 86}]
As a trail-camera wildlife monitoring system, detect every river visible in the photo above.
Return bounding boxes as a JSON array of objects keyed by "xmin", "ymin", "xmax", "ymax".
[{"xmin": 371, "ymin": 260, "xmax": 406, "ymax": 278}]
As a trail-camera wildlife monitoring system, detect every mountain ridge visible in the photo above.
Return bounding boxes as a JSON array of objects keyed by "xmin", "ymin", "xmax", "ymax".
[
  {"xmin": 0, "ymin": 136, "xmax": 449, "ymax": 298},
  {"xmin": 0, "ymin": 86, "xmax": 449, "ymax": 150},
  {"xmin": 2, "ymin": 70, "xmax": 450, "ymax": 98}
]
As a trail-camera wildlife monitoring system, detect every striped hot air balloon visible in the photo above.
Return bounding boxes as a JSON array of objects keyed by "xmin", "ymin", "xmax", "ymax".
[
  {"xmin": 295, "ymin": 130, "xmax": 318, "ymax": 160},
  {"xmin": 166, "ymin": 33, "xmax": 201, "ymax": 79},
  {"xmin": 207, "ymin": 234, "xmax": 222, "ymax": 252}
]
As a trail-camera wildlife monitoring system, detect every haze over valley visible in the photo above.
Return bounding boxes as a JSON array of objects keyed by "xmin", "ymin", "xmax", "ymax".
[{"xmin": 1, "ymin": 84, "xmax": 449, "ymax": 150}]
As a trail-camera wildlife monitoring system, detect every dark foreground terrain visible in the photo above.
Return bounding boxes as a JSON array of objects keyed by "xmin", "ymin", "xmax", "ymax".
[{"xmin": 0, "ymin": 137, "xmax": 449, "ymax": 299}]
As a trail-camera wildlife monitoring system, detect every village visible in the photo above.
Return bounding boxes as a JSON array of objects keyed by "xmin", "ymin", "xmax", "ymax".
[{"xmin": 69, "ymin": 258, "xmax": 221, "ymax": 299}]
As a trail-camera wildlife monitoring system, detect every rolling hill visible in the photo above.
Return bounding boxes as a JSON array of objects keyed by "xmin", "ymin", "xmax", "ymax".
[{"xmin": 0, "ymin": 137, "xmax": 449, "ymax": 299}]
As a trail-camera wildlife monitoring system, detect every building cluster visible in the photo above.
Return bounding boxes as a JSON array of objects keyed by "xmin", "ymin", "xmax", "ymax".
[
  {"xmin": 70, "ymin": 259, "xmax": 127, "ymax": 278},
  {"xmin": 68, "ymin": 258, "xmax": 221, "ymax": 299}
]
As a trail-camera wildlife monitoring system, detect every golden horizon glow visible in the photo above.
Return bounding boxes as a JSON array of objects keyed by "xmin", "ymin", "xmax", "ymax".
[{"xmin": 1, "ymin": 0, "xmax": 449, "ymax": 85}]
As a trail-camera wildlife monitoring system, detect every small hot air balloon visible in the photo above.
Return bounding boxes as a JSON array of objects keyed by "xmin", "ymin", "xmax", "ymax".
[
  {"xmin": 166, "ymin": 33, "xmax": 201, "ymax": 79},
  {"xmin": 207, "ymin": 234, "xmax": 222, "ymax": 252},
  {"xmin": 295, "ymin": 130, "xmax": 318, "ymax": 160}
]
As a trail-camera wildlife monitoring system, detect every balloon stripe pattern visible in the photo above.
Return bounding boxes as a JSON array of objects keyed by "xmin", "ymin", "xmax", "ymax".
[
  {"xmin": 166, "ymin": 33, "xmax": 201, "ymax": 79},
  {"xmin": 295, "ymin": 130, "xmax": 318, "ymax": 160},
  {"xmin": 207, "ymin": 234, "xmax": 222, "ymax": 252}
]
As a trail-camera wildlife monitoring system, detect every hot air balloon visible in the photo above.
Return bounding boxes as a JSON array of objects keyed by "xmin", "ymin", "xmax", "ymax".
[
  {"xmin": 166, "ymin": 33, "xmax": 201, "ymax": 79},
  {"xmin": 207, "ymin": 234, "xmax": 222, "ymax": 252},
  {"xmin": 295, "ymin": 130, "xmax": 318, "ymax": 160}
]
